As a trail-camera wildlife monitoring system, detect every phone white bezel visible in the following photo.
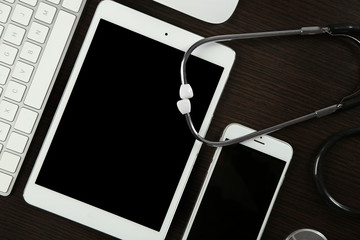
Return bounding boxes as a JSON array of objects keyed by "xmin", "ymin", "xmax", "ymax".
[
  {"xmin": 182, "ymin": 123, "xmax": 293, "ymax": 240},
  {"xmin": 23, "ymin": 1, "xmax": 235, "ymax": 240}
]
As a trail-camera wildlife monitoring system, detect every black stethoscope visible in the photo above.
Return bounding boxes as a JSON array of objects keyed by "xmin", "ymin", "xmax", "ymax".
[{"xmin": 177, "ymin": 24, "xmax": 360, "ymax": 216}]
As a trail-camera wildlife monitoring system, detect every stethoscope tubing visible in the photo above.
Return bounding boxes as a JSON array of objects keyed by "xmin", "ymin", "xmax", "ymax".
[
  {"xmin": 313, "ymin": 127, "xmax": 360, "ymax": 217},
  {"xmin": 179, "ymin": 25, "xmax": 360, "ymax": 147}
]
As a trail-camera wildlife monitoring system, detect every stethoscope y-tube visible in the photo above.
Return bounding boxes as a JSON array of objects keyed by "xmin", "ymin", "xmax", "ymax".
[{"xmin": 177, "ymin": 24, "xmax": 360, "ymax": 147}]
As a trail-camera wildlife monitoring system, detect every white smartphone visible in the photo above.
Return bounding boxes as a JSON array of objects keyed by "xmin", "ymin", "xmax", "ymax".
[{"xmin": 182, "ymin": 123, "xmax": 293, "ymax": 240}]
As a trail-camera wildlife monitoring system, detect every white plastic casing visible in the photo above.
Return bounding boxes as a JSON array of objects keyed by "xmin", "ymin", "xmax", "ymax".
[{"xmin": 179, "ymin": 84, "xmax": 193, "ymax": 99}]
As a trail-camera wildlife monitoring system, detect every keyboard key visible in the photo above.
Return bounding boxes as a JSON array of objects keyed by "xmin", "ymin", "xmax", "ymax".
[
  {"xmin": 7, "ymin": 132, "xmax": 28, "ymax": 153},
  {"xmin": 0, "ymin": 0, "xmax": 87, "ymax": 197},
  {"xmin": 12, "ymin": 61, "xmax": 34, "ymax": 83},
  {"xmin": 4, "ymin": 81, "xmax": 26, "ymax": 102},
  {"xmin": 12, "ymin": 4, "xmax": 33, "ymax": 26},
  {"xmin": 4, "ymin": 24, "xmax": 26, "ymax": 46},
  {"xmin": 0, "ymin": 3, "xmax": 11, "ymax": 23},
  {"xmin": 0, "ymin": 121, "xmax": 11, "ymax": 141},
  {"xmin": 0, "ymin": 44, "xmax": 18, "ymax": 65},
  {"xmin": 28, "ymin": 22, "xmax": 49, "ymax": 44},
  {"xmin": 0, "ymin": 152, "xmax": 20, "ymax": 172},
  {"xmin": 0, "ymin": 65, "xmax": 10, "ymax": 84},
  {"xmin": 62, "ymin": 0, "xmax": 83, "ymax": 12},
  {"xmin": 15, "ymin": 108, "xmax": 38, "ymax": 134},
  {"xmin": 35, "ymin": 2, "xmax": 56, "ymax": 24},
  {"xmin": 20, "ymin": 42, "xmax": 41, "ymax": 63},
  {"xmin": 0, "ymin": 100, "xmax": 18, "ymax": 121},
  {"xmin": 0, "ymin": 172, "xmax": 12, "ymax": 193},
  {"xmin": 20, "ymin": 0, "xmax": 38, "ymax": 7},
  {"xmin": 47, "ymin": 0, "xmax": 60, "ymax": 4},
  {"xmin": 25, "ymin": 11, "xmax": 76, "ymax": 109}
]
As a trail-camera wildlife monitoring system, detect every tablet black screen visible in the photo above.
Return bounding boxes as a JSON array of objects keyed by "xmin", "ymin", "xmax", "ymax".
[{"xmin": 35, "ymin": 19, "xmax": 224, "ymax": 231}]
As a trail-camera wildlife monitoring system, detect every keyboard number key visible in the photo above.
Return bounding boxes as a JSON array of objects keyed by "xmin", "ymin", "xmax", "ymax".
[
  {"xmin": 20, "ymin": 42, "xmax": 41, "ymax": 63},
  {"xmin": 0, "ymin": 152, "xmax": 20, "ymax": 172}
]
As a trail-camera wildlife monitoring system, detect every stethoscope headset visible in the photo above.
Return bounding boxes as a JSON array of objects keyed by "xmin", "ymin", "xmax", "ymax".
[{"xmin": 177, "ymin": 24, "xmax": 360, "ymax": 217}]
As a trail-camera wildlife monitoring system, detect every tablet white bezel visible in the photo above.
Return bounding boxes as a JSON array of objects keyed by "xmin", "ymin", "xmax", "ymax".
[
  {"xmin": 182, "ymin": 123, "xmax": 293, "ymax": 240},
  {"xmin": 24, "ymin": 1, "xmax": 235, "ymax": 240}
]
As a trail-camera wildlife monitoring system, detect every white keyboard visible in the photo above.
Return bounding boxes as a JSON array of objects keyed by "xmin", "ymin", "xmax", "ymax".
[{"xmin": 0, "ymin": 0, "xmax": 87, "ymax": 196}]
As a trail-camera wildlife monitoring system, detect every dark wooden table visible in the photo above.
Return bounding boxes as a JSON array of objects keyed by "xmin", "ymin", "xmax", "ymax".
[{"xmin": 1, "ymin": 0, "xmax": 360, "ymax": 239}]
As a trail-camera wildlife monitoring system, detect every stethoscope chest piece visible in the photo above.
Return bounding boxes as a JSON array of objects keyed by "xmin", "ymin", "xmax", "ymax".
[{"xmin": 285, "ymin": 229, "xmax": 327, "ymax": 240}]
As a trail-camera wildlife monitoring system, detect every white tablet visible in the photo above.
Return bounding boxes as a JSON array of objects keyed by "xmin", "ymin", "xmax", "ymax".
[{"xmin": 24, "ymin": 1, "xmax": 235, "ymax": 240}]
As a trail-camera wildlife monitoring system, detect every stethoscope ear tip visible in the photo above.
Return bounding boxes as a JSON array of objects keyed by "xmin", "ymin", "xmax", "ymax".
[{"xmin": 177, "ymin": 99, "xmax": 191, "ymax": 114}]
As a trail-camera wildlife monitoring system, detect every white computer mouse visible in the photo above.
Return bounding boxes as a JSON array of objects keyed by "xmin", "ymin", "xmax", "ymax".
[{"xmin": 153, "ymin": 0, "xmax": 239, "ymax": 24}]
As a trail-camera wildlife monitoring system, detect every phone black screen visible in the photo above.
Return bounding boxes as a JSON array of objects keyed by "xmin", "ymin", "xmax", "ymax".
[
  {"xmin": 35, "ymin": 19, "xmax": 224, "ymax": 231},
  {"xmin": 186, "ymin": 143, "xmax": 286, "ymax": 239}
]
